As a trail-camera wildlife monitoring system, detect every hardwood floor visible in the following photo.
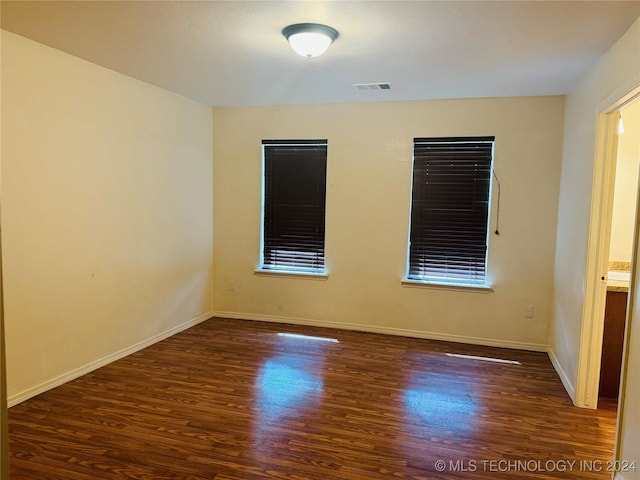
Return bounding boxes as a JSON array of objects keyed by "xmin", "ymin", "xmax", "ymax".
[{"xmin": 9, "ymin": 318, "xmax": 617, "ymax": 479}]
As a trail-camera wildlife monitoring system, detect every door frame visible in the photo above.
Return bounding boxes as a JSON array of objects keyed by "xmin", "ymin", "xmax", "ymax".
[{"xmin": 575, "ymin": 84, "xmax": 640, "ymax": 409}]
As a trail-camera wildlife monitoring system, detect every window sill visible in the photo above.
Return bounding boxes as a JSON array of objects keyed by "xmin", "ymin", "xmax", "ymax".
[
  {"xmin": 255, "ymin": 268, "xmax": 328, "ymax": 280},
  {"xmin": 402, "ymin": 278, "xmax": 493, "ymax": 293}
]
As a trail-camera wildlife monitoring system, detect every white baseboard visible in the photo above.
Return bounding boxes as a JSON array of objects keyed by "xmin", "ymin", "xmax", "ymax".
[
  {"xmin": 547, "ymin": 347, "xmax": 576, "ymax": 403},
  {"xmin": 8, "ymin": 311, "xmax": 212, "ymax": 407},
  {"xmin": 213, "ymin": 310, "xmax": 548, "ymax": 352}
]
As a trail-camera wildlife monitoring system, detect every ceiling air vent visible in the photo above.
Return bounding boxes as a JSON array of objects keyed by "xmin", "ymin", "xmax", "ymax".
[{"xmin": 353, "ymin": 82, "xmax": 392, "ymax": 91}]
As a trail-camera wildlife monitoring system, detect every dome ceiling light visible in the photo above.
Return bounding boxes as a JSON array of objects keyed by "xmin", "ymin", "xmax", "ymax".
[{"xmin": 282, "ymin": 23, "xmax": 339, "ymax": 58}]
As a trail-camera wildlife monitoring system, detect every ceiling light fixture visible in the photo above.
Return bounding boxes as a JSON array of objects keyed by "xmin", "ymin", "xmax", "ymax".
[{"xmin": 282, "ymin": 23, "xmax": 339, "ymax": 58}]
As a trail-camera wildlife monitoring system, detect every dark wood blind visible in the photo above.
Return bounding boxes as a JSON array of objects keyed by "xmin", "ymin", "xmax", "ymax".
[
  {"xmin": 408, "ymin": 137, "xmax": 494, "ymax": 284},
  {"xmin": 262, "ymin": 140, "xmax": 327, "ymax": 272}
]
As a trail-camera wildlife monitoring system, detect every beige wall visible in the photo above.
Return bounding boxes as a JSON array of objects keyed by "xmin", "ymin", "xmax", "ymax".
[
  {"xmin": 1, "ymin": 31, "xmax": 214, "ymax": 404},
  {"xmin": 0, "ymin": 10, "xmax": 8, "ymax": 479},
  {"xmin": 609, "ymin": 101, "xmax": 640, "ymax": 265},
  {"xmin": 213, "ymin": 97, "xmax": 564, "ymax": 349}
]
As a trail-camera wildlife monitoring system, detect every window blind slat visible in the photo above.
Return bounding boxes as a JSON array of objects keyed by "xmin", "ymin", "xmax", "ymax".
[{"xmin": 408, "ymin": 137, "xmax": 494, "ymax": 283}]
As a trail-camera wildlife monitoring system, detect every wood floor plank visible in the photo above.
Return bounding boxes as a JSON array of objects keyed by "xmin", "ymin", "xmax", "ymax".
[{"xmin": 9, "ymin": 318, "xmax": 618, "ymax": 479}]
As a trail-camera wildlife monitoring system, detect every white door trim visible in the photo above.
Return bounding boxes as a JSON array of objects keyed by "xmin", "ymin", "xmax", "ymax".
[
  {"xmin": 575, "ymin": 85, "xmax": 640, "ymax": 409},
  {"xmin": 575, "ymin": 112, "xmax": 619, "ymax": 408}
]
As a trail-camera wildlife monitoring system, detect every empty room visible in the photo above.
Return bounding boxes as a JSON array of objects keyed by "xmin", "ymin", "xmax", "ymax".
[{"xmin": 1, "ymin": 1, "xmax": 640, "ymax": 479}]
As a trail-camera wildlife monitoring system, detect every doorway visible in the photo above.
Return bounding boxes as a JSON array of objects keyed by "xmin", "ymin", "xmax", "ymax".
[
  {"xmin": 574, "ymin": 85, "xmax": 640, "ymax": 411},
  {"xmin": 598, "ymin": 100, "xmax": 640, "ymax": 400}
]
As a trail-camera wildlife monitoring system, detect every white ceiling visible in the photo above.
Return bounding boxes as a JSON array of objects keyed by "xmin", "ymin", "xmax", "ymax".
[{"xmin": 2, "ymin": 1, "xmax": 640, "ymax": 107}]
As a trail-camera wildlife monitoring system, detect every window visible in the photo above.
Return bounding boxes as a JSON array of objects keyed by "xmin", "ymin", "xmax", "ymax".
[
  {"xmin": 407, "ymin": 137, "xmax": 494, "ymax": 286},
  {"xmin": 260, "ymin": 140, "xmax": 327, "ymax": 273}
]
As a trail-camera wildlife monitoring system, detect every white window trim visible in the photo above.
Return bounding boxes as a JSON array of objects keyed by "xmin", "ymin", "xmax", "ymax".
[
  {"xmin": 404, "ymin": 137, "xmax": 495, "ymax": 287},
  {"xmin": 255, "ymin": 268, "xmax": 328, "ymax": 280},
  {"xmin": 259, "ymin": 140, "xmax": 328, "ymax": 273},
  {"xmin": 401, "ymin": 277, "xmax": 493, "ymax": 293}
]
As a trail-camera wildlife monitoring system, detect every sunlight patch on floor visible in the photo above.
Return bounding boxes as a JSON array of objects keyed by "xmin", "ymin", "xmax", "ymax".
[{"xmin": 446, "ymin": 353, "xmax": 521, "ymax": 365}]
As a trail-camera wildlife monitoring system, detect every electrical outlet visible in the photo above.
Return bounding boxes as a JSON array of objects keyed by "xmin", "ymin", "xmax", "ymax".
[
  {"xmin": 228, "ymin": 280, "xmax": 238, "ymax": 293},
  {"xmin": 524, "ymin": 305, "xmax": 534, "ymax": 318}
]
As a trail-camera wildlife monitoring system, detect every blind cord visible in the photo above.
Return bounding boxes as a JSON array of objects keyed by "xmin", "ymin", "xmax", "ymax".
[{"xmin": 493, "ymin": 169, "xmax": 501, "ymax": 235}]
